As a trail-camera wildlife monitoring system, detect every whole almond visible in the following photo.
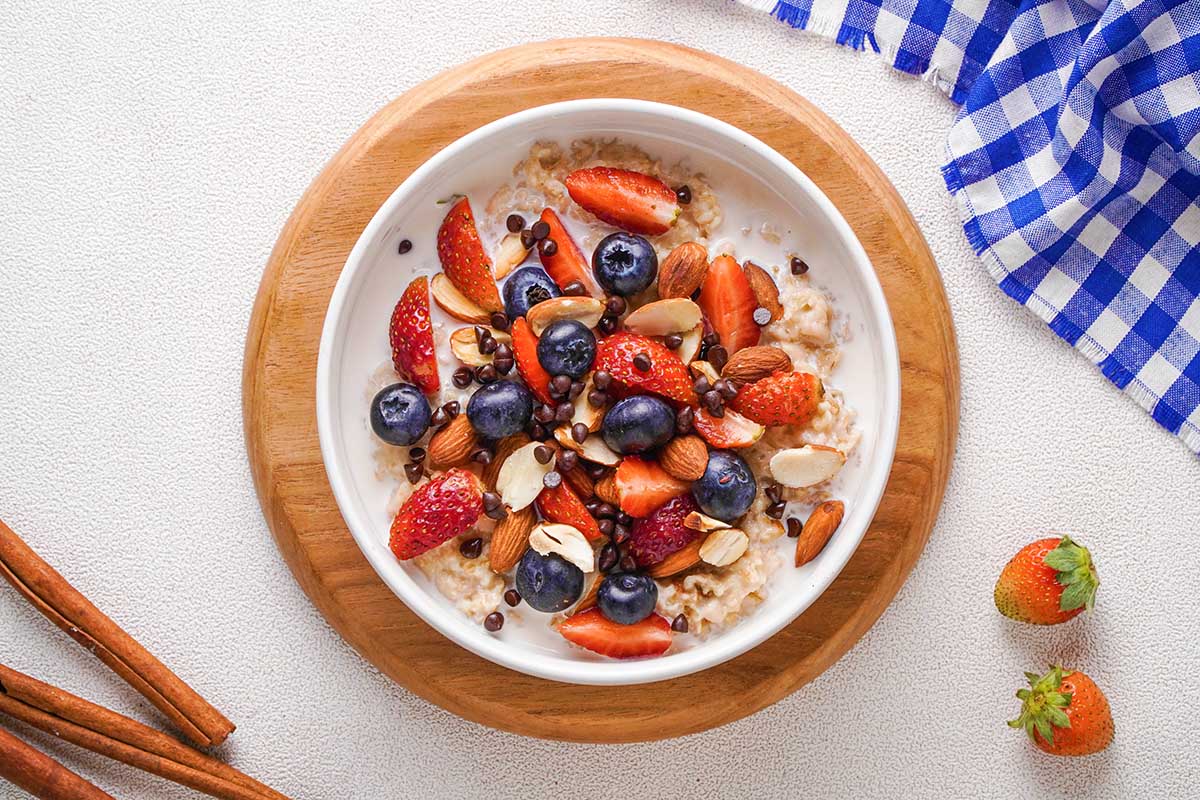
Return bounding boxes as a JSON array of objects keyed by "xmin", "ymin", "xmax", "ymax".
[
  {"xmin": 742, "ymin": 261, "xmax": 784, "ymax": 322},
  {"xmin": 594, "ymin": 474, "xmax": 620, "ymax": 506},
  {"xmin": 489, "ymin": 505, "xmax": 536, "ymax": 573},
  {"xmin": 562, "ymin": 464, "xmax": 594, "ymax": 499},
  {"xmin": 483, "ymin": 433, "xmax": 531, "ymax": 489},
  {"xmin": 428, "ymin": 415, "xmax": 476, "ymax": 468},
  {"xmin": 659, "ymin": 435, "xmax": 708, "ymax": 481},
  {"xmin": 795, "ymin": 500, "xmax": 845, "ymax": 567},
  {"xmin": 648, "ymin": 539, "xmax": 703, "ymax": 578},
  {"xmin": 721, "ymin": 345, "xmax": 792, "ymax": 385},
  {"xmin": 658, "ymin": 242, "xmax": 709, "ymax": 299},
  {"xmin": 575, "ymin": 573, "xmax": 602, "ymax": 611}
]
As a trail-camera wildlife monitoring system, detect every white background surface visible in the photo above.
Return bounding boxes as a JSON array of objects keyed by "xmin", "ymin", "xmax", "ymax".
[{"xmin": 1, "ymin": 2, "xmax": 1197, "ymax": 798}]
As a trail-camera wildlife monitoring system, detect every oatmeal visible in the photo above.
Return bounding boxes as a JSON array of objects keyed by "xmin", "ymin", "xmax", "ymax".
[{"xmin": 366, "ymin": 137, "xmax": 859, "ymax": 659}]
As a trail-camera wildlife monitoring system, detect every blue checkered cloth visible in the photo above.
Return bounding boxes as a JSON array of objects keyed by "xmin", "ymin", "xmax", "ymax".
[{"xmin": 745, "ymin": 0, "xmax": 1200, "ymax": 453}]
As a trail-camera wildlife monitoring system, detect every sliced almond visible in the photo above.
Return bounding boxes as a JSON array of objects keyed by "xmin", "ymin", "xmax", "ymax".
[
  {"xmin": 449, "ymin": 326, "xmax": 511, "ymax": 366},
  {"xmin": 623, "ymin": 298, "xmax": 703, "ymax": 336},
  {"xmin": 699, "ymin": 527, "xmax": 749, "ymax": 567},
  {"xmin": 431, "ymin": 273, "xmax": 491, "ymax": 324},
  {"xmin": 657, "ymin": 241, "xmax": 709, "ymax": 299},
  {"xmin": 676, "ymin": 324, "xmax": 704, "ymax": 364},
  {"xmin": 495, "ymin": 441, "xmax": 552, "ymax": 510},
  {"xmin": 529, "ymin": 522, "xmax": 595, "ymax": 573},
  {"xmin": 742, "ymin": 261, "xmax": 784, "ymax": 322},
  {"xmin": 795, "ymin": 500, "xmax": 845, "ymax": 566},
  {"xmin": 769, "ymin": 445, "xmax": 847, "ymax": 488},
  {"xmin": 689, "ymin": 360, "xmax": 721, "ymax": 385},
  {"xmin": 684, "ymin": 511, "xmax": 731, "ymax": 533},
  {"xmin": 488, "ymin": 505, "xmax": 536, "ymax": 573},
  {"xmin": 427, "ymin": 415, "xmax": 476, "ymax": 468},
  {"xmin": 554, "ymin": 426, "xmax": 620, "ymax": 466},
  {"xmin": 647, "ymin": 539, "xmax": 703, "ymax": 578},
  {"xmin": 491, "ymin": 232, "xmax": 530, "ymax": 280},
  {"xmin": 483, "ymin": 433, "xmax": 530, "ymax": 490},
  {"xmin": 526, "ymin": 296, "xmax": 605, "ymax": 336},
  {"xmin": 571, "ymin": 376, "xmax": 604, "ymax": 432}
]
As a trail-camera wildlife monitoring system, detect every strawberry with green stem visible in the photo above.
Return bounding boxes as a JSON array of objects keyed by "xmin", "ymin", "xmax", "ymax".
[
  {"xmin": 994, "ymin": 536, "xmax": 1099, "ymax": 625},
  {"xmin": 1010, "ymin": 666, "xmax": 1114, "ymax": 756}
]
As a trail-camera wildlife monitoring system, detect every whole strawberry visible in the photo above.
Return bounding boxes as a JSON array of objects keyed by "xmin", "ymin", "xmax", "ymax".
[
  {"xmin": 389, "ymin": 468, "xmax": 484, "ymax": 560},
  {"xmin": 994, "ymin": 535, "xmax": 1099, "ymax": 625},
  {"xmin": 1010, "ymin": 666, "xmax": 1114, "ymax": 756}
]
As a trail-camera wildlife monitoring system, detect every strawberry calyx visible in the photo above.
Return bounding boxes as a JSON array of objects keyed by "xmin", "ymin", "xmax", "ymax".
[
  {"xmin": 1042, "ymin": 536, "xmax": 1099, "ymax": 613},
  {"xmin": 1009, "ymin": 666, "xmax": 1074, "ymax": 746}
]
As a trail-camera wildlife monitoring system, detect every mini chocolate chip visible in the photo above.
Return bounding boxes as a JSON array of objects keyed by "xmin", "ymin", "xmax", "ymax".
[
  {"xmin": 443, "ymin": 401, "xmax": 460, "ymax": 417},
  {"xmin": 702, "ymin": 332, "xmax": 720, "ymax": 347},
  {"xmin": 551, "ymin": 374, "xmax": 573, "ymax": 395},
  {"xmin": 470, "ymin": 447, "xmax": 493, "ymax": 465},
  {"xmin": 598, "ymin": 315, "xmax": 618, "ymax": 335},
  {"xmin": 618, "ymin": 552, "xmax": 636, "ymax": 571},
  {"xmin": 790, "ymin": 256, "xmax": 809, "ymax": 275},
  {"xmin": 596, "ymin": 503, "xmax": 617, "ymax": 519},
  {"xmin": 571, "ymin": 422, "xmax": 589, "ymax": 443},
  {"xmin": 675, "ymin": 185, "xmax": 692, "ymax": 204},
  {"xmin": 617, "ymin": 512, "xmax": 632, "ymax": 527},
  {"xmin": 709, "ymin": 403, "xmax": 725, "ymax": 418},
  {"xmin": 766, "ymin": 501, "xmax": 787, "ymax": 519},
  {"xmin": 568, "ymin": 381, "xmax": 585, "ymax": 400},
  {"xmin": 397, "ymin": 239, "xmax": 412, "ymax": 254},
  {"xmin": 474, "ymin": 364, "xmax": 498, "ymax": 384},
  {"xmin": 587, "ymin": 389, "xmax": 607, "ymax": 408},
  {"xmin": 703, "ymin": 390, "xmax": 723, "ymax": 411},
  {"xmin": 474, "ymin": 326, "xmax": 487, "ymax": 344},
  {"xmin": 753, "ymin": 307, "xmax": 772, "ymax": 326},
  {"xmin": 539, "ymin": 238, "xmax": 558, "ymax": 257},
  {"xmin": 598, "ymin": 518, "xmax": 615, "ymax": 536},
  {"xmin": 592, "ymin": 370, "xmax": 612, "ymax": 390},
  {"xmin": 485, "ymin": 505, "xmax": 508, "ymax": 521},
  {"xmin": 490, "ymin": 311, "xmax": 511, "ymax": 331},
  {"xmin": 520, "ymin": 229, "xmax": 537, "ymax": 249},
  {"xmin": 718, "ymin": 380, "xmax": 738, "ymax": 400},
  {"xmin": 494, "ymin": 342, "xmax": 512, "ymax": 360},
  {"xmin": 693, "ymin": 375, "xmax": 711, "ymax": 395},
  {"xmin": 663, "ymin": 333, "xmax": 683, "ymax": 350},
  {"xmin": 563, "ymin": 280, "xmax": 586, "ymax": 296},
  {"xmin": 529, "ymin": 422, "xmax": 547, "ymax": 440},
  {"xmin": 531, "ymin": 220, "xmax": 551, "ymax": 240},
  {"xmin": 584, "ymin": 499, "xmax": 601, "ymax": 515},
  {"xmin": 480, "ymin": 337, "xmax": 499, "ymax": 355},
  {"xmin": 598, "ymin": 543, "xmax": 619, "ymax": 572},
  {"xmin": 533, "ymin": 444, "xmax": 554, "ymax": 464},
  {"xmin": 504, "ymin": 589, "xmax": 521, "ymax": 607},
  {"xmin": 605, "ymin": 296, "xmax": 627, "ymax": 316},
  {"xmin": 675, "ymin": 406, "xmax": 694, "ymax": 434},
  {"xmin": 404, "ymin": 463, "xmax": 424, "ymax": 484},
  {"xmin": 557, "ymin": 449, "xmax": 578, "ymax": 472},
  {"xmin": 543, "ymin": 470, "xmax": 562, "ymax": 489},
  {"xmin": 484, "ymin": 612, "xmax": 504, "ymax": 632},
  {"xmin": 765, "ymin": 484, "xmax": 783, "ymax": 503},
  {"xmin": 671, "ymin": 613, "xmax": 689, "ymax": 632},
  {"xmin": 482, "ymin": 491, "xmax": 502, "ymax": 511},
  {"xmin": 633, "ymin": 352, "xmax": 652, "ymax": 372},
  {"xmin": 506, "ymin": 214, "xmax": 525, "ymax": 233},
  {"xmin": 430, "ymin": 408, "xmax": 449, "ymax": 427},
  {"xmin": 452, "ymin": 367, "xmax": 474, "ymax": 388},
  {"xmin": 708, "ymin": 345, "xmax": 729, "ymax": 371},
  {"xmin": 408, "ymin": 447, "xmax": 426, "ymax": 463},
  {"xmin": 587, "ymin": 463, "xmax": 610, "ymax": 480},
  {"xmin": 459, "ymin": 537, "xmax": 483, "ymax": 559},
  {"xmin": 493, "ymin": 356, "xmax": 515, "ymax": 375},
  {"xmin": 555, "ymin": 402, "xmax": 575, "ymax": 423},
  {"xmin": 787, "ymin": 518, "xmax": 803, "ymax": 538}
]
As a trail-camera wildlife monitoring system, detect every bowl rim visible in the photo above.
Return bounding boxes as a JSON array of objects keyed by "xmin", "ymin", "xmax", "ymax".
[{"xmin": 316, "ymin": 98, "xmax": 901, "ymax": 686}]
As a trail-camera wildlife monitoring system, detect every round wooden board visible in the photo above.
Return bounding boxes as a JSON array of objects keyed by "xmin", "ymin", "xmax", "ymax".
[{"xmin": 243, "ymin": 38, "xmax": 959, "ymax": 743}]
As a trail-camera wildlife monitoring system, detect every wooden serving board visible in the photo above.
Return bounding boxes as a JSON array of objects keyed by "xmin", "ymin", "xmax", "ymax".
[{"xmin": 243, "ymin": 38, "xmax": 958, "ymax": 743}]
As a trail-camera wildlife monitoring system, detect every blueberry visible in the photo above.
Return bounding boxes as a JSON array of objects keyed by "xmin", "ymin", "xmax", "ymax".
[
  {"xmin": 503, "ymin": 266, "xmax": 561, "ymax": 319},
  {"xmin": 601, "ymin": 395, "xmax": 675, "ymax": 454},
  {"xmin": 592, "ymin": 232, "xmax": 658, "ymax": 297},
  {"xmin": 536, "ymin": 319, "xmax": 596, "ymax": 379},
  {"xmin": 597, "ymin": 572, "xmax": 658, "ymax": 625},
  {"xmin": 466, "ymin": 380, "xmax": 533, "ymax": 439},
  {"xmin": 515, "ymin": 549, "xmax": 584, "ymax": 612},
  {"xmin": 369, "ymin": 383, "xmax": 431, "ymax": 446},
  {"xmin": 692, "ymin": 450, "xmax": 756, "ymax": 522}
]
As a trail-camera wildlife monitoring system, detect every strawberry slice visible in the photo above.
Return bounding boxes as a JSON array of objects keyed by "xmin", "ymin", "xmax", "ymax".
[
  {"xmin": 536, "ymin": 481, "xmax": 603, "ymax": 542},
  {"xmin": 692, "ymin": 407, "xmax": 765, "ymax": 449},
  {"xmin": 697, "ymin": 254, "xmax": 761, "ymax": 355},
  {"xmin": 729, "ymin": 371, "xmax": 824, "ymax": 427},
  {"xmin": 511, "ymin": 317, "xmax": 553, "ymax": 405},
  {"xmin": 537, "ymin": 208, "xmax": 603, "ymax": 297},
  {"xmin": 613, "ymin": 455, "xmax": 691, "ymax": 518},
  {"xmin": 564, "ymin": 167, "xmax": 679, "ymax": 236},
  {"xmin": 436, "ymin": 197, "xmax": 503, "ymax": 312},
  {"xmin": 389, "ymin": 276, "xmax": 439, "ymax": 394},
  {"xmin": 594, "ymin": 331, "xmax": 697, "ymax": 406},
  {"xmin": 558, "ymin": 607, "xmax": 672, "ymax": 659},
  {"xmin": 627, "ymin": 494, "xmax": 700, "ymax": 567},
  {"xmin": 389, "ymin": 468, "xmax": 484, "ymax": 560}
]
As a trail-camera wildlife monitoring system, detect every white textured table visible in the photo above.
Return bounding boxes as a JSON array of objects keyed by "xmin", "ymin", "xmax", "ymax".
[{"xmin": 1, "ymin": 2, "xmax": 1197, "ymax": 798}]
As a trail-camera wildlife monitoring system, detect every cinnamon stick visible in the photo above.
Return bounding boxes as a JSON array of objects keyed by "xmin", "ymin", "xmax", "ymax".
[
  {"xmin": 0, "ymin": 518, "xmax": 234, "ymax": 747},
  {"xmin": 0, "ymin": 664, "xmax": 289, "ymax": 800},
  {"xmin": 0, "ymin": 726, "xmax": 115, "ymax": 800}
]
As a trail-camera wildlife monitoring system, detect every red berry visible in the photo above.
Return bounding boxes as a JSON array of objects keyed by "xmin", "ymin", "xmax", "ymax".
[
  {"xmin": 437, "ymin": 197, "xmax": 502, "ymax": 312},
  {"xmin": 594, "ymin": 332, "xmax": 697, "ymax": 406},
  {"xmin": 389, "ymin": 276, "xmax": 439, "ymax": 394},
  {"xmin": 389, "ymin": 469, "xmax": 484, "ymax": 560},
  {"xmin": 564, "ymin": 167, "xmax": 679, "ymax": 235},
  {"xmin": 626, "ymin": 494, "xmax": 701, "ymax": 568},
  {"xmin": 558, "ymin": 607, "xmax": 672, "ymax": 659}
]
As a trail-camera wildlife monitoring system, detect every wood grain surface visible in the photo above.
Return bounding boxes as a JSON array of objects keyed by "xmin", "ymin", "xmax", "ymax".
[{"xmin": 242, "ymin": 38, "xmax": 959, "ymax": 743}]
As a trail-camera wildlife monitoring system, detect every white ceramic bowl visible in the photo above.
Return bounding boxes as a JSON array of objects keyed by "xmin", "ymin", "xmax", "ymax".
[{"xmin": 316, "ymin": 99, "xmax": 900, "ymax": 686}]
